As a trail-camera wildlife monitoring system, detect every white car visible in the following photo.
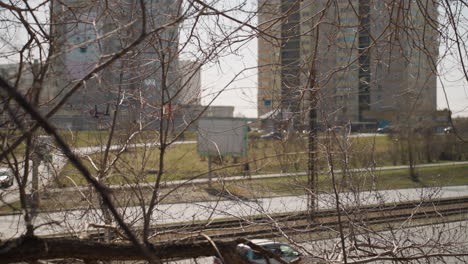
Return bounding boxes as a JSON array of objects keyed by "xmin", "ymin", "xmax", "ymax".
[
  {"xmin": 213, "ymin": 239, "xmax": 316, "ymax": 264},
  {"xmin": 0, "ymin": 170, "xmax": 13, "ymax": 188}
]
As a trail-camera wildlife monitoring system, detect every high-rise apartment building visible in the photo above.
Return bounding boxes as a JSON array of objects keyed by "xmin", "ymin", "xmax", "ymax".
[
  {"xmin": 258, "ymin": 0, "xmax": 438, "ymax": 128},
  {"xmin": 178, "ymin": 60, "xmax": 202, "ymax": 106},
  {"xmin": 48, "ymin": 0, "xmax": 182, "ymax": 129}
]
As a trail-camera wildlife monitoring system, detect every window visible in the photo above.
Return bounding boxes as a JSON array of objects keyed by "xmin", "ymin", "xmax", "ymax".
[
  {"xmin": 281, "ymin": 50, "xmax": 300, "ymax": 59},
  {"xmin": 361, "ymin": 17, "xmax": 370, "ymax": 24},
  {"xmin": 359, "ymin": 36, "xmax": 370, "ymax": 44},
  {"xmin": 339, "ymin": 35, "xmax": 355, "ymax": 42},
  {"xmin": 279, "ymin": 245, "xmax": 301, "ymax": 257},
  {"xmin": 252, "ymin": 250, "xmax": 263, "ymax": 260}
]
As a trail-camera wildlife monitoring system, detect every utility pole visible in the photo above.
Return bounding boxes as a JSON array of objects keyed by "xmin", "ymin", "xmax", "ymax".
[
  {"xmin": 30, "ymin": 143, "xmax": 41, "ymax": 218},
  {"xmin": 307, "ymin": 71, "xmax": 317, "ymax": 222},
  {"xmin": 30, "ymin": 136, "xmax": 52, "ymax": 218},
  {"xmin": 208, "ymin": 155, "xmax": 213, "ymax": 185},
  {"xmin": 306, "ymin": 2, "xmax": 323, "ymax": 221}
]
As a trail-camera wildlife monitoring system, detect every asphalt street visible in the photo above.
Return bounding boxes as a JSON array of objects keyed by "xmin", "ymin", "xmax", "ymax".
[{"xmin": 1, "ymin": 185, "xmax": 468, "ymax": 239}]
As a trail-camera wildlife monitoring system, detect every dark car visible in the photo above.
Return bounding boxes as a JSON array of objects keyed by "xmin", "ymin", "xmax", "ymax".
[
  {"xmin": 213, "ymin": 239, "xmax": 321, "ymax": 264},
  {"xmin": 0, "ymin": 170, "xmax": 13, "ymax": 188}
]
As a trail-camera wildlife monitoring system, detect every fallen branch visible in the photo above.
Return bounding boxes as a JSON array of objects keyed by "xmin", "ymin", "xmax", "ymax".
[{"xmin": 0, "ymin": 236, "xmax": 246, "ymax": 264}]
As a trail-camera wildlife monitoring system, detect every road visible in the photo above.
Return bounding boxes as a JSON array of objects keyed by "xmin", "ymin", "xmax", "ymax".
[
  {"xmin": 1, "ymin": 185, "xmax": 468, "ymax": 239},
  {"xmin": 307, "ymin": 219, "xmax": 468, "ymax": 263},
  {"xmin": 0, "ymin": 154, "xmax": 68, "ymax": 206},
  {"xmin": 174, "ymin": 218, "xmax": 468, "ymax": 264}
]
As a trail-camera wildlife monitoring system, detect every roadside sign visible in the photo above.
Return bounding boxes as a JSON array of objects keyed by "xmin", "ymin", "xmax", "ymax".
[{"xmin": 197, "ymin": 118, "xmax": 248, "ymax": 157}]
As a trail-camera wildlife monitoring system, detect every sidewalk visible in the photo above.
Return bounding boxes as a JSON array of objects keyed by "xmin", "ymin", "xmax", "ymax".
[
  {"xmin": 75, "ymin": 140, "xmax": 197, "ymax": 156},
  {"xmin": 2, "ymin": 160, "xmax": 468, "ymax": 217},
  {"xmin": 46, "ymin": 160, "xmax": 468, "ymax": 193}
]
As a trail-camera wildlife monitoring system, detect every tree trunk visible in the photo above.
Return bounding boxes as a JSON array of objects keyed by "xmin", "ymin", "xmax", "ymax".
[
  {"xmin": 0, "ymin": 236, "xmax": 246, "ymax": 264},
  {"xmin": 406, "ymin": 131, "xmax": 418, "ymax": 182}
]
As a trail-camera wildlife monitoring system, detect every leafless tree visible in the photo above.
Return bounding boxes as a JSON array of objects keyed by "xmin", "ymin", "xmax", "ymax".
[{"xmin": 1, "ymin": 1, "xmax": 468, "ymax": 264}]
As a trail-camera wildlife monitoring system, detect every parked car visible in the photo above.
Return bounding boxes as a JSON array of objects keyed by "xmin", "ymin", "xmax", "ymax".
[
  {"xmin": 213, "ymin": 239, "xmax": 320, "ymax": 264},
  {"xmin": 377, "ymin": 125, "xmax": 397, "ymax": 133},
  {"xmin": 326, "ymin": 126, "xmax": 344, "ymax": 133},
  {"xmin": 444, "ymin": 126, "xmax": 453, "ymax": 134},
  {"xmin": 0, "ymin": 170, "xmax": 13, "ymax": 188},
  {"xmin": 260, "ymin": 131, "xmax": 282, "ymax": 140}
]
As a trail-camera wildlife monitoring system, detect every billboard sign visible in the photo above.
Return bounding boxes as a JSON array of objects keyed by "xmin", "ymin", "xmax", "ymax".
[{"xmin": 197, "ymin": 118, "xmax": 248, "ymax": 157}]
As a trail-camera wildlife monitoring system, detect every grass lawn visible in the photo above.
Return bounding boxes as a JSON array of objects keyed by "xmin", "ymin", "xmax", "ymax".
[
  {"xmin": 55, "ymin": 138, "xmax": 312, "ymax": 187},
  {"xmin": 3, "ymin": 131, "xmax": 468, "ymax": 212},
  {"xmin": 213, "ymin": 164, "xmax": 468, "ymax": 198},
  {"xmin": 58, "ymin": 130, "xmax": 197, "ymax": 148},
  {"xmin": 5, "ymin": 163, "xmax": 466, "ymax": 213},
  {"xmin": 54, "ymin": 132, "xmax": 468, "ymax": 188}
]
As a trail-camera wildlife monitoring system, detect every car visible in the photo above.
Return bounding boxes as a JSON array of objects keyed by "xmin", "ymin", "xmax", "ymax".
[
  {"xmin": 326, "ymin": 126, "xmax": 344, "ymax": 133},
  {"xmin": 0, "ymin": 170, "xmax": 13, "ymax": 188},
  {"xmin": 213, "ymin": 239, "xmax": 319, "ymax": 264},
  {"xmin": 260, "ymin": 131, "xmax": 282, "ymax": 140},
  {"xmin": 444, "ymin": 126, "xmax": 453, "ymax": 134},
  {"xmin": 377, "ymin": 125, "xmax": 397, "ymax": 133}
]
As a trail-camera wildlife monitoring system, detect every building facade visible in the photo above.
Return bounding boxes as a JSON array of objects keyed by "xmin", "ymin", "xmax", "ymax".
[
  {"xmin": 178, "ymin": 60, "xmax": 202, "ymax": 106},
  {"xmin": 258, "ymin": 0, "xmax": 438, "ymax": 129},
  {"xmin": 48, "ymin": 0, "xmax": 184, "ymax": 130},
  {"xmin": 0, "ymin": 63, "xmax": 35, "ymax": 95}
]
